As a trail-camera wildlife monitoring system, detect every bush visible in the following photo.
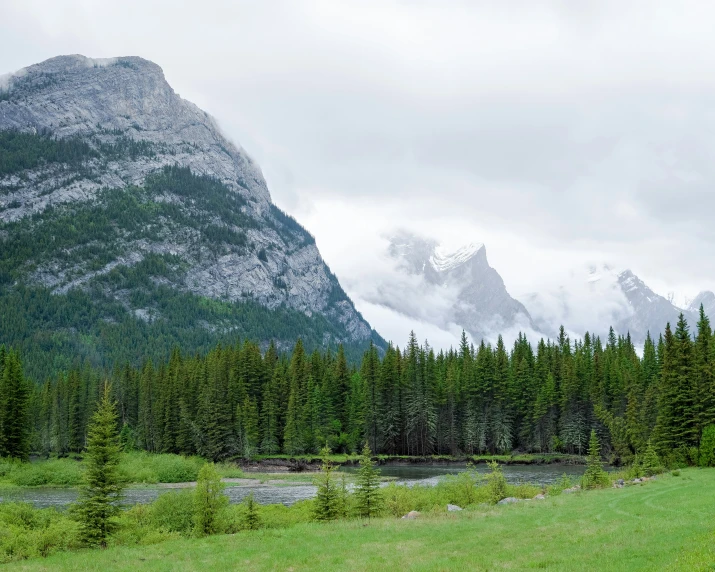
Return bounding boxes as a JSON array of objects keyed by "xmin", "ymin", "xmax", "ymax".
[
  {"xmin": 698, "ymin": 425, "xmax": 715, "ymax": 467},
  {"xmin": 193, "ymin": 463, "xmax": 228, "ymax": 537},
  {"xmin": 485, "ymin": 461, "xmax": 509, "ymax": 504},
  {"xmin": 440, "ymin": 464, "xmax": 484, "ymax": 507},
  {"xmin": 547, "ymin": 474, "xmax": 574, "ymax": 496},
  {"xmin": 0, "ymin": 458, "xmax": 84, "ymax": 487},
  {"xmin": 119, "ymin": 452, "xmax": 205, "ymax": 484},
  {"xmin": 149, "ymin": 490, "xmax": 195, "ymax": 534},
  {"xmin": 0, "ymin": 503, "xmax": 81, "ymax": 563}
]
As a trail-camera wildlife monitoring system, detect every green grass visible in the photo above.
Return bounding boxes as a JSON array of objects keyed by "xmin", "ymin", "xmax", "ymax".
[
  {"xmin": 0, "ymin": 453, "xmax": 245, "ymax": 488},
  {"xmin": 6, "ymin": 468, "xmax": 715, "ymax": 571}
]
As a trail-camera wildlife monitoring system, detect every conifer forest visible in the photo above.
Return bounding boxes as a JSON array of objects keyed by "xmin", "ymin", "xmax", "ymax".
[{"xmin": 3, "ymin": 308, "xmax": 714, "ymax": 467}]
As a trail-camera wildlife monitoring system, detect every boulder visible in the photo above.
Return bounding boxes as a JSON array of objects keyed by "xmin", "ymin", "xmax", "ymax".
[
  {"xmin": 616, "ymin": 479, "xmax": 625, "ymax": 486},
  {"xmin": 497, "ymin": 497, "xmax": 520, "ymax": 505},
  {"xmin": 402, "ymin": 511, "xmax": 421, "ymax": 520},
  {"xmin": 447, "ymin": 504, "xmax": 462, "ymax": 512},
  {"xmin": 533, "ymin": 494, "xmax": 546, "ymax": 500},
  {"xmin": 562, "ymin": 486, "xmax": 581, "ymax": 494}
]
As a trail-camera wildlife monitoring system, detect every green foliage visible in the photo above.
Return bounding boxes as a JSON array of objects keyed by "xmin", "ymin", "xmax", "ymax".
[
  {"xmin": 582, "ymin": 430, "xmax": 610, "ymax": 489},
  {"xmin": 0, "ymin": 349, "xmax": 31, "ymax": 460},
  {"xmin": 73, "ymin": 385, "xmax": 124, "ymax": 547},
  {"xmin": 546, "ymin": 474, "xmax": 575, "ymax": 496},
  {"xmin": 485, "ymin": 461, "xmax": 509, "ymax": 504},
  {"xmin": 698, "ymin": 425, "xmax": 715, "ymax": 467},
  {"xmin": 147, "ymin": 490, "xmax": 195, "ymax": 535},
  {"xmin": 0, "ymin": 130, "xmax": 96, "ymax": 176},
  {"xmin": 642, "ymin": 440, "xmax": 664, "ymax": 476},
  {"xmin": 0, "ymin": 458, "xmax": 84, "ymax": 486},
  {"xmin": 193, "ymin": 463, "xmax": 228, "ymax": 537},
  {"xmin": 312, "ymin": 446, "xmax": 341, "ymax": 521},
  {"xmin": 353, "ymin": 443, "xmax": 383, "ymax": 519},
  {"xmin": 0, "ymin": 502, "xmax": 81, "ymax": 563},
  {"xmin": 240, "ymin": 493, "xmax": 261, "ymax": 531}
]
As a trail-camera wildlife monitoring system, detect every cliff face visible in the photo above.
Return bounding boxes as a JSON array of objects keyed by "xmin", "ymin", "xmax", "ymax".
[{"xmin": 0, "ymin": 54, "xmax": 376, "ymax": 358}]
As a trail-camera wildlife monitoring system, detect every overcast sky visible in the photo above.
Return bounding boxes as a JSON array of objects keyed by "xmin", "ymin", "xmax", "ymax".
[{"xmin": 2, "ymin": 0, "xmax": 715, "ymax": 346}]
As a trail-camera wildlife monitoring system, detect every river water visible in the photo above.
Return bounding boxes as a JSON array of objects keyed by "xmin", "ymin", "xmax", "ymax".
[{"xmin": 0, "ymin": 463, "xmax": 585, "ymax": 509}]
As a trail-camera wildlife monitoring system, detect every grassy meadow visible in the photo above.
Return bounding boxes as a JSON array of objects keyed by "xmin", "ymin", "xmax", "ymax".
[
  {"xmin": 0, "ymin": 453, "xmax": 246, "ymax": 488},
  {"xmin": 4, "ymin": 468, "xmax": 714, "ymax": 571}
]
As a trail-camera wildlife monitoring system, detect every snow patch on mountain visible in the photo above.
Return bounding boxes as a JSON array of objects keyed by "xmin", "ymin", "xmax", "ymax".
[{"xmin": 429, "ymin": 242, "xmax": 484, "ymax": 273}]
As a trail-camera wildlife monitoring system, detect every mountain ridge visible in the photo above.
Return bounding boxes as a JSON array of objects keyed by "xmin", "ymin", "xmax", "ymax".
[{"xmin": 0, "ymin": 54, "xmax": 382, "ymax": 378}]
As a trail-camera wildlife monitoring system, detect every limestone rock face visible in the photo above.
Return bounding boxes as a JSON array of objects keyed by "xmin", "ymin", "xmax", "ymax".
[{"xmin": 0, "ymin": 54, "xmax": 375, "ymax": 345}]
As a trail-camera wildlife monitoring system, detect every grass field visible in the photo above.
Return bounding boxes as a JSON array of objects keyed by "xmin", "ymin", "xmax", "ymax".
[{"xmin": 6, "ymin": 468, "xmax": 715, "ymax": 571}]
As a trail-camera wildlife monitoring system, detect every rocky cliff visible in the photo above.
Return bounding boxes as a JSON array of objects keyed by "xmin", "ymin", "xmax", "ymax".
[{"xmin": 0, "ymin": 55, "xmax": 379, "ymax": 376}]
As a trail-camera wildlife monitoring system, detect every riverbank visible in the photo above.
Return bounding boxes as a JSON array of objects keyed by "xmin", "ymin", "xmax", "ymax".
[
  {"xmin": 0, "ymin": 453, "xmax": 584, "ymax": 488},
  {"xmin": 7, "ymin": 469, "xmax": 712, "ymax": 571},
  {"xmin": 240, "ymin": 453, "xmax": 584, "ymax": 472}
]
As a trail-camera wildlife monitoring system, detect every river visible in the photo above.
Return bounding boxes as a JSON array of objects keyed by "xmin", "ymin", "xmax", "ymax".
[{"xmin": 0, "ymin": 463, "xmax": 585, "ymax": 509}]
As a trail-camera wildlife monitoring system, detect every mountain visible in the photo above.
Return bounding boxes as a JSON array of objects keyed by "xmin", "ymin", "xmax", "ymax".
[
  {"xmin": 519, "ymin": 264, "xmax": 700, "ymax": 344},
  {"xmin": 0, "ymin": 54, "xmax": 381, "ymax": 378},
  {"xmin": 688, "ymin": 291, "xmax": 715, "ymax": 318},
  {"xmin": 373, "ymin": 231, "xmax": 535, "ymax": 343}
]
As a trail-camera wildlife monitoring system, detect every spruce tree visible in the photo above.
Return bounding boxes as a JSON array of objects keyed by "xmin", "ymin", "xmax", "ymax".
[
  {"xmin": 0, "ymin": 351, "xmax": 30, "ymax": 460},
  {"xmin": 354, "ymin": 442, "xmax": 383, "ymax": 519},
  {"xmin": 582, "ymin": 429, "xmax": 609, "ymax": 489},
  {"xmin": 74, "ymin": 383, "xmax": 124, "ymax": 547},
  {"xmin": 241, "ymin": 492, "xmax": 261, "ymax": 530},
  {"xmin": 312, "ymin": 446, "xmax": 340, "ymax": 521}
]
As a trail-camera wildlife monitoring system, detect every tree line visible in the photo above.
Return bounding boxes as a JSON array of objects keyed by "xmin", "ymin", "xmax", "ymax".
[{"xmin": 3, "ymin": 308, "xmax": 715, "ymax": 466}]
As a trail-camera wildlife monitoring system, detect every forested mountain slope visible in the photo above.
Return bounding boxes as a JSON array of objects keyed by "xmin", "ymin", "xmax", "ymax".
[{"xmin": 0, "ymin": 55, "xmax": 382, "ymax": 378}]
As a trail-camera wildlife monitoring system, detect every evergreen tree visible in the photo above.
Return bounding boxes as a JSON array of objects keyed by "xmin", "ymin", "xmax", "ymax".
[
  {"xmin": 193, "ymin": 462, "xmax": 228, "ymax": 536},
  {"xmin": 582, "ymin": 429, "xmax": 609, "ymax": 489},
  {"xmin": 74, "ymin": 384, "xmax": 124, "ymax": 547},
  {"xmin": 0, "ymin": 350, "xmax": 30, "ymax": 460},
  {"xmin": 241, "ymin": 492, "xmax": 261, "ymax": 530},
  {"xmin": 354, "ymin": 442, "xmax": 383, "ymax": 519},
  {"xmin": 312, "ymin": 446, "xmax": 340, "ymax": 521}
]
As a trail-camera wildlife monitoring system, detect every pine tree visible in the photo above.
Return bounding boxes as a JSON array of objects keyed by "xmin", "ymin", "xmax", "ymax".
[
  {"xmin": 0, "ymin": 350, "xmax": 30, "ymax": 460},
  {"xmin": 74, "ymin": 383, "xmax": 124, "ymax": 547},
  {"xmin": 354, "ymin": 442, "xmax": 383, "ymax": 519},
  {"xmin": 582, "ymin": 429, "xmax": 609, "ymax": 489},
  {"xmin": 642, "ymin": 439, "xmax": 663, "ymax": 475},
  {"xmin": 241, "ymin": 492, "xmax": 262, "ymax": 530},
  {"xmin": 312, "ymin": 446, "xmax": 340, "ymax": 521},
  {"xmin": 193, "ymin": 462, "xmax": 228, "ymax": 536}
]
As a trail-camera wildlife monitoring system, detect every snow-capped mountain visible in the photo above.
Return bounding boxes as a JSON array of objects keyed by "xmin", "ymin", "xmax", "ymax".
[
  {"xmin": 519, "ymin": 264, "xmax": 703, "ymax": 344},
  {"xmin": 369, "ymin": 232, "xmax": 536, "ymax": 343},
  {"xmin": 686, "ymin": 291, "xmax": 715, "ymax": 323}
]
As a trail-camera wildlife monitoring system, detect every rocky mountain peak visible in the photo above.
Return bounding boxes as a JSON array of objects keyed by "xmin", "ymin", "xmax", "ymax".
[
  {"xmin": 0, "ymin": 54, "xmax": 379, "ymax": 368},
  {"xmin": 0, "ymin": 54, "xmax": 270, "ymax": 222},
  {"xmin": 378, "ymin": 232, "xmax": 535, "ymax": 343}
]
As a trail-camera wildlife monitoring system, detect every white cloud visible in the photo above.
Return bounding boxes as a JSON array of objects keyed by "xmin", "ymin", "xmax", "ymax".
[{"xmin": 3, "ymin": 1, "xmax": 715, "ymax": 343}]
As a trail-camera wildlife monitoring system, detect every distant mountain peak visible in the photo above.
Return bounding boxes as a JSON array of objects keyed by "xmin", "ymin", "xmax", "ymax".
[{"xmin": 429, "ymin": 242, "xmax": 485, "ymax": 273}]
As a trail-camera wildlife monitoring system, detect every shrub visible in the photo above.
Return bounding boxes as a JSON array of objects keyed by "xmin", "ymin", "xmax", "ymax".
[
  {"xmin": 193, "ymin": 463, "xmax": 228, "ymax": 536},
  {"xmin": 698, "ymin": 425, "xmax": 715, "ymax": 467},
  {"xmin": 485, "ymin": 461, "xmax": 508, "ymax": 504},
  {"xmin": 547, "ymin": 474, "xmax": 574, "ymax": 496},
  {"xmin": 440, "ymin": 463, "xmax": 483, "ymax": 507},
  {"xmin": 0, "ymin": 503, "xmax": 81, "ymax": 563},
  {"xmin": 149, "ymin": 490, "xmax": 195, "ymax": 534}
]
